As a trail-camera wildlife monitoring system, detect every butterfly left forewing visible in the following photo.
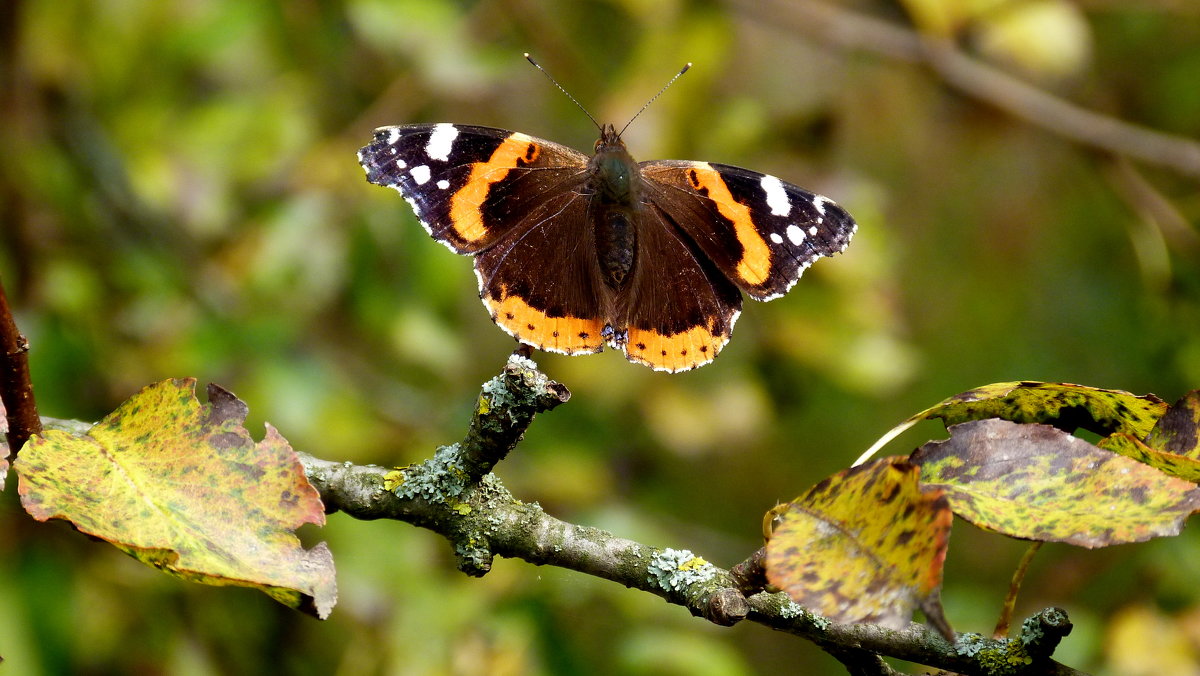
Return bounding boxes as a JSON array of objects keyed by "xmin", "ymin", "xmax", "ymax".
[{"xmin": 640, "ymin": 160, "xmax": 857, "ymax": 301}]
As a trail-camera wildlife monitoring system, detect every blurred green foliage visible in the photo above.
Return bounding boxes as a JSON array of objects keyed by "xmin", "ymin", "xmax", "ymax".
[{"xmin": 2, "ymin": 0, "xmax": 1199, "ymax": 673}]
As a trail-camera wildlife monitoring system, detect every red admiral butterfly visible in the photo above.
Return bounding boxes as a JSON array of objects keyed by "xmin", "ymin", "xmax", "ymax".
[{"xmin": 358, "ymin": 59, "xmax": 856, "ymax": 372}]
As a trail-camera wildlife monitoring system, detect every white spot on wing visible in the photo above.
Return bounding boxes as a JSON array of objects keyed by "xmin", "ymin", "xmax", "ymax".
[
  {"xmin": 436, "ymin": 179, "xmax": 450, "ymax": 190},
  {"xmin": 786, "ymin": 224, "xmax": 805, "ymax": 245},
  {"xmin": 808, "ymin": 226, "xmax": 818, "ymax": 236},
  {"xmin": 395, "ymin": 158, "xmax": 407, "ymax": 169},
  {"xmin": 410, "ymin": 165, "xmax": 431, "ymax": 185},
  {"xmin": 769, "ymin": 232, "xmax": 784, "ymax": 244},
  {"xmin": 386, "ymin": 128, "xmax": 401, "ymax": 145},
  {"xmin": 425, "ymin": 123, "xmax": 458, "ymax": 161},
  {"xmin": 761, "ymin": 175, "xmax": 791, "ymax": 217},
  {"xmin": 812, "ymin": 194, "xmax": 830, "ymax": 216}
]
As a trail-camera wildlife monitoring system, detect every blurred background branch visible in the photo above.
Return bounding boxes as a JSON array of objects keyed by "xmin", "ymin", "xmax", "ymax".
[{"xmin": 733, "ymin": 0, "xmax": 1200, "ymax": 179}]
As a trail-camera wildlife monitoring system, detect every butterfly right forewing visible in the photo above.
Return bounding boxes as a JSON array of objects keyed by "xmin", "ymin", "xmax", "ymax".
[{"xmin": 358, "ymin": 123, "xmax": 591, "ymax": 254}]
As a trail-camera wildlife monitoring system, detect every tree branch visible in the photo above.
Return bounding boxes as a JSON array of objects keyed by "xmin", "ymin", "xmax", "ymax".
[
  {"xmin": 16, "ymin": 357, "xmax": 1085, "ymax": 674},
  {"xmin": 0, "ymin": 275, "xmax": 40, "ymax": 457},
  {"xmin": 295, "ymin": 354, "xmax": 1084, "ymax": 675},
  {"xmin": 731, "ymin": 0, "xmax": 1200, "ymax": 180}
]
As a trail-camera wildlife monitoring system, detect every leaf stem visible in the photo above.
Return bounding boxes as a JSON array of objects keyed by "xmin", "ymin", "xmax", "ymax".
[{"xmin": 995, "ymin": 541, "xmax": 1044, "ymax": 638}]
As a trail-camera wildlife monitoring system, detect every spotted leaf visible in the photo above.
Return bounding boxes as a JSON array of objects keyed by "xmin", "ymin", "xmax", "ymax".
[
  {"xmin": 765, "ymin": 457, "xmax": 953, "ymax": 638},
  {"xmin": 912, "ymin": 419, "xmax": 1200, "ymax": 547},
  {"xmin": 918, "ymin": 381, "xmax": 1165, "ymax": 436},
  {"xmin": 858, "ymin": 381, "xmax": 1167, "ymax": 466},
  {"xmin": 1099, "ymin": 433, "xmax": 1200, "ymax": 484},
  {"xmin": 14, "ymin": 379, "xmax": 336, "ymax": 618}
]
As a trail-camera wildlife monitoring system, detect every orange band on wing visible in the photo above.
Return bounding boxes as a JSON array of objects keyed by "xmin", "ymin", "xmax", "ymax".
[
  {"xmin": 625, "ymin": 324, "xmax": 728, "ymax": 372},
  {"xmin": 450, "ymin": 133, "xmax": 540, "ymax": 243},
  {"xmin": 686, "ymin": 165, "xmax": 772, "ymax": 287},
  {"xmin": 484, "ymin": 291, "xmax": 606, "ymax": 355}
]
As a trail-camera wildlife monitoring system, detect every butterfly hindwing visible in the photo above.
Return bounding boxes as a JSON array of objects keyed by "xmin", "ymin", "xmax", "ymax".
[
  {"xmin": 618, "ymin": 202, "xmax": 743, "ymax": 371},
  {"xmin": 474, "ymin": 190, "xmax": 610, "ymax": 355}
]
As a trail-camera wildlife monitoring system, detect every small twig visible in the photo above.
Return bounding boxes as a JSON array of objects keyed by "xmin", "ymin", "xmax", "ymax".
[
  {"xmin": 456, "ymin": 353, "xmax": 571, "ymax": 482},
  {"xmin": 995, "ymin": 541, "xmax": 1044, "ymax": 638},
  {"xmin": 305, "ymin": 442, "xmax": 1081, "ymax": 673},
  {"xmin": 0, "ymin": 275, "xmax": 41, "ymax": 457},
  {"xmin": 1020, "ymin": 607, "xmax": 1073, "ymax": 661},
  {"xmin": 729, "ymin": 546, "xmax": 769, "ymax": 595}
]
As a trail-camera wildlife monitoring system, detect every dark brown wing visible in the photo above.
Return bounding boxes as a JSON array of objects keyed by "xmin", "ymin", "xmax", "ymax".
[
  {"xmin": 614, "ymin": 201, "xmax": 743, "ymax": 372},
  {"xmin": 474, "ymin": 190, "xmax": 610, "ymax": 355}
]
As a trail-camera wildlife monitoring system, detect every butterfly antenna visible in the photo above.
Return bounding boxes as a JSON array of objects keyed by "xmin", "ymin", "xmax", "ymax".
[
  {"xmin": 525, "ymin": 53, "xmax": 602, "ymax": 133},
  {"xmin": 619, "ymin": 62, "xmax": 691, "ymax": 137}
]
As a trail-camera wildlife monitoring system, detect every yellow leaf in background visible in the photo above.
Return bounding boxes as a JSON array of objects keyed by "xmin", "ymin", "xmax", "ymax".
[
  {"xmin": 973, "ymin": 0, "xmax": 1093, "ymax": 80},
  {"xmin": 1106, "ymin": 604, "xmax": 1200, "ymax": 676}
]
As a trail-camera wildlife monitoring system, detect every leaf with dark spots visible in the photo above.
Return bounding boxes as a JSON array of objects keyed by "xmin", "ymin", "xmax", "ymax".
[
  {"xmin": 12, "ymin": 379, "xmax": 337, "ymax": 618},
  {"xmin": 858, "ymin": 382, "xmax": 1167, "ymax": 465},
  {"xmin": 912, "ymin": 419, "xmax": 1200, "ymax": 548},
  {"xmin": 1145, "ymin": 390, "xmax": 1200, "ymax": 458},
  {"xmin": 1099, "ymin": 433, "xmax": 1200, "ymax": 484},
  {"xmin": 765, "ymin": 457, "xmax": 953, "ymax": 639},
  {"xmin": 924, "ymin": 382, "xmax": 1165, "ymax": 436}
]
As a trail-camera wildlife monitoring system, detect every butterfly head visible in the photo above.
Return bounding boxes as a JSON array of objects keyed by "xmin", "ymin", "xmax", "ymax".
[
  {"xmin": 594, "ymin": 123, "xmax": 627, "ymax": 154},
  {"xmin": 589, "ymin": 124, "xmax": 637, "ymax": 204}
]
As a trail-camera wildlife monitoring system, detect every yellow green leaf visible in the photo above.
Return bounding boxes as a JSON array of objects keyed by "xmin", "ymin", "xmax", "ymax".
[
  {"xmin": 1099, "ymin": 433, "xmax": 1200, "ymax": 484},
  {"xmin": 916, "ymin": 381, "xmax": 1166, "ymax": 436},
  {"xmin": 765, "ymin": 457, "xmax": 953, "ymax": 637},
  {"xmin": 857, "ymin": 381, "xmax": 1166, "ymax": 465},
  {"xmin": 912, "ymin": 419, "xmax": 1200, "ymax": 547},
  {"xmin": 14, "ymin": 379, "xmax": 336, "ymax": 617}
]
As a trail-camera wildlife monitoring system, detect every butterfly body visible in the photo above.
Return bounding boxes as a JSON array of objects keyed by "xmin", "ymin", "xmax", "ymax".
[
  {"xmin": 358, "ymin": 122, "xmax": 856, "ymax": 372},
  {"xmin": 588, "ymin": 124, "xmax": 640, "ymax": 290}
]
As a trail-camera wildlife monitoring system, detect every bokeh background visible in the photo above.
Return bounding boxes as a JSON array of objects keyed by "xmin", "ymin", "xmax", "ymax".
[{"xmin": 2, "ymin": 0, "xmax": 1199, "ymax": 673}]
